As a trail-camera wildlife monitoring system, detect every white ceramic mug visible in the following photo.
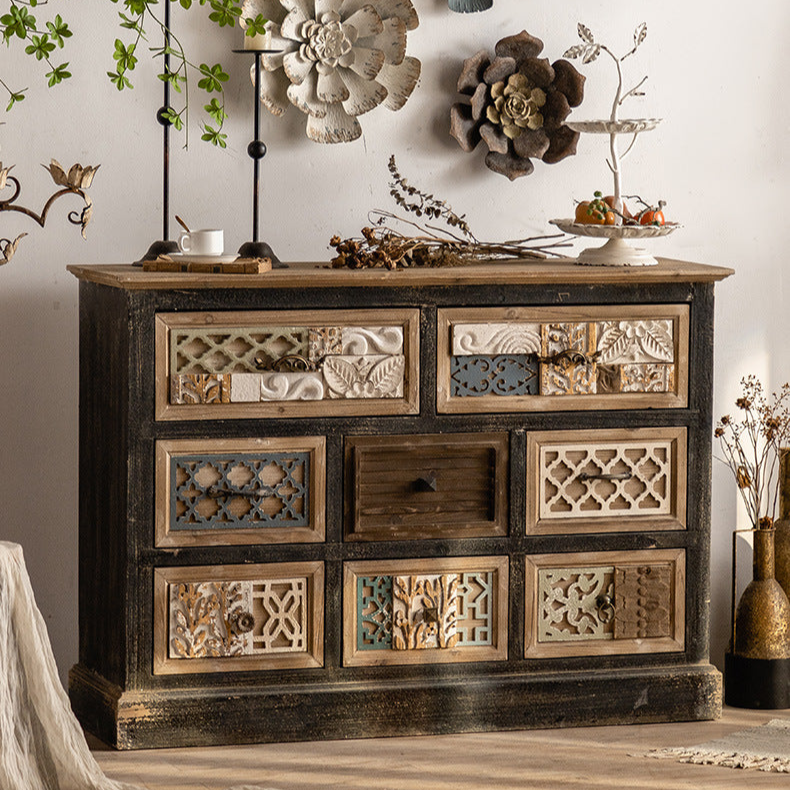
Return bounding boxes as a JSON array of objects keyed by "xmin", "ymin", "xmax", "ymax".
[{"xmin": 178, "ymin": 229, "xmax": 224, "ymax": 256}]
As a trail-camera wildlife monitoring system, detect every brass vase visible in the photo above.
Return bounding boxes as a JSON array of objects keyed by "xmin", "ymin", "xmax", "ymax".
[
  {"xmin": 725, "ymin": 527, "xmax": 790, "ymax": 708},
  {"xmin": 774, "ymin": 518, "xmax": 790, "ymax": 601}
]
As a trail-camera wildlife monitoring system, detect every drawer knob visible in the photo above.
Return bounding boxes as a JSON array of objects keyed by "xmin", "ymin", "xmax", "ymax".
[
  {"xmin": 229, "ymin": 610, "xmax": 255, "ymax": 635},
  {"xmin": 413, "ymin": 474, "xmax": 438, "ymax": 493},
  {"xmin": 207, "ymin": 485, "xmax": 276, "ymax": 500},
  {"xmin": 577, "ymin": 472, "xmax": 632, "ymax": 482}
]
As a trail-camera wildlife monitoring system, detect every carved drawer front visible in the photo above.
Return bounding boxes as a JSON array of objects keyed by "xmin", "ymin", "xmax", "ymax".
[
  {"xmin": 154, "ymin": 561, "xmax": 324, "ymax": 675},
  {"xmin": 525, "ymin": 549, "xmax": 685, "ymax": 658},
  {"xmin": 155, "ymin": 309, "xmax": 419, "ymax": 420},
  {"xmin": 526, "ymin": 428, "xmax": 686, "ymax": 535},
  {"xmin": 344, "ymin": 556, "xmax": 508, "ymax": 667},
  {"xmin": 437, "ymin": 305, "xmax": 688, "ymax": 413},
  {"xmin": 155, "ymin": 437, "xmax": 325, "ymax": 547},
  {"xmin": 345, "ymin": 433, "xmax": 508, "ymax": 541}
]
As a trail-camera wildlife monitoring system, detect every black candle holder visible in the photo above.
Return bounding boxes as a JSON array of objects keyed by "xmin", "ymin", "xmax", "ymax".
[
  {"xmin": 136, "ymin": 0, "xmax": 179, "ymax": 264},
  {"xmin": 233, "ymin": 48, "xmax": 285, "ymax": 268}
]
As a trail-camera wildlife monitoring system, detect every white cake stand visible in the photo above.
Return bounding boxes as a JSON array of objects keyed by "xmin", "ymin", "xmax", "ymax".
[{"xmin": 554, "ymin": 118, "xmax": 678, "ymax": 266}]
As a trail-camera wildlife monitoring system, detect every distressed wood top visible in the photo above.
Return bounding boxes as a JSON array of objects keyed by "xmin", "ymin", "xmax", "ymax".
[{"xmin": 68, "ymin": 258, "xmax": 734, "ymax": 290}]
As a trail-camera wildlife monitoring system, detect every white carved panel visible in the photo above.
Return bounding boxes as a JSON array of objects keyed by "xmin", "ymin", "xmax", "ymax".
[
  {"xmin": 341, "ymin": 326, "xmax": 404, "ymax": 355},
  {"xmin": 539, "ymin": 439, "xmax": 673, "ymax": 520},
  {"xmin": 250, "ymin": 578, "xmax": 307, "ymax": 653},
  {"xmin": 452, "ymin": 323, "xmax": 541, "ymax": 356},
  {"xmin": 259, "ymin": 372, "xmax": 325, "ymax": 401},
  {"xmin": 324, "ymin": 355, "xmax": 405, "ymax": 398},
  {"xmin": 392, "ymin": 574, "xmax": 459, "ymax": 650},
  {"xmin": 596, "ymin": 320, "xmax": 674, "ymax": 364}
]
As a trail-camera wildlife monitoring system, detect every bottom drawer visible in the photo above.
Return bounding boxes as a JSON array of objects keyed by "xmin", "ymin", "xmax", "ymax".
[
  {"xmin": 154, "ymin": 562, "xmax": 324, "ymax": 675},
  {"xmin": 525, "ymin": 549, "xmax": 685, "ymax": 658},
  {"xmin": 344, "ymin": 556, "xmax": 508, "ymax": 667}
]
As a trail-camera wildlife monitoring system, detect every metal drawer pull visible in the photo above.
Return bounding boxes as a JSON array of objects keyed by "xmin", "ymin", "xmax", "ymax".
[
  {"xmin": 535, "ymin": 349, "xmax": 600, "ymax": 366},
  {"xmin": 577, "ymin": 472, "xmax": 632, "ymax": 482},
  {"xmin": 413, "ymin": 474, "xmax": 438, "ymax": 492},
  {"xmin": 596, "ymin": 595, "xmax": 615, "ymax": 623},
  {"xmin": 206, "ymin": 486, "xmax": 276, "ymax": 499}
]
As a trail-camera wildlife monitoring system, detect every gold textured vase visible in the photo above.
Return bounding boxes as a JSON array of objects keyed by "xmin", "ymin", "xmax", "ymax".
[
  {"xmin": 774, "ymin": 518, "xmax": 790, "ymax": 602},
  {"xmin": 725, "ymin": 527, "xmax": 790, "ymax": 708}
]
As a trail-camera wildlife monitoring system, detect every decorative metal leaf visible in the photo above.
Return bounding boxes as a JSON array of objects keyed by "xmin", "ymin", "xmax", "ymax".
[
  {"xmin": 634, "ymin": 23, "xmax": 647, "ymax": 49},
  {"xmin": 577, "ymin": 23, "xmax": 595, "ymax": 44},
  {"xmin": 563, "ymin": 44, "xmax": 586, "ymax": 60},
  {"xmin": 582, "ymin": 44, "xmax": 601, "ymax": 64},
  {"xmin": 0, "ymin": 233, "xmax": 27, "ymax": 265}
]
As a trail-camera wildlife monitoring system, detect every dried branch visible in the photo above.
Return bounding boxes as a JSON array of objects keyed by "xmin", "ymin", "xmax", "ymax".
[{"xmin": 330, "ymin": 157, "xmax": 571, "ymax": 270}]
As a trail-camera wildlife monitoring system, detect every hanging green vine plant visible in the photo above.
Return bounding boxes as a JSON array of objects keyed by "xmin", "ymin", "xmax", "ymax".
[{"xmin": 1, "ymin": 0, "xmax": 267, "ymax": 147}]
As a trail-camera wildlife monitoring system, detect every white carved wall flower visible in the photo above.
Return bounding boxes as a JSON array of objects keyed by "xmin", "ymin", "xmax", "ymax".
[{"xmin": 242, "ymin": 0, "xmax": 421, "ymax": 143}]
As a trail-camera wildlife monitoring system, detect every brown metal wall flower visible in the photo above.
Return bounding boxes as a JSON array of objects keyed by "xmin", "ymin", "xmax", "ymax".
[{"xmin": 450, "ymin": 30, "xmax": 585, "ymax": 180}]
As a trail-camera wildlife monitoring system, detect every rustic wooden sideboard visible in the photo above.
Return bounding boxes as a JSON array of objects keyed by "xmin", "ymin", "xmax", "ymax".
[{"xmin": 68, "ymin": 259, "xmax": 732, "ymax": 749}]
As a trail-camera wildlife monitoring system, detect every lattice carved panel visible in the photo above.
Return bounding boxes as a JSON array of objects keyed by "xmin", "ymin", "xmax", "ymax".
[
  {"xmin": 537, "ymin": 567, "xmax": 615, "ymax": 643},
  {"xmin": 450, "ymin": 355, "xmax": 538, "ymax": 397},
  {"xmin": 171, "ymin": 327, "xmax": 309, "ymax": 374},
  {"xmin": 539, "ymin": 440, "xmax": 672, "ymax": 520},
  {"xmin": 171, "ymin": 452, "xmax": 310, "ymax": 531},
  {"xmin": 357, "ymin": 576, "xmax": 393, "ymax": 650}
]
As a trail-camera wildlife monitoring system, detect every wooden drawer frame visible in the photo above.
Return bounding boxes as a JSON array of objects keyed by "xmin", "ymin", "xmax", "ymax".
[
  {"xmin": 153, "ymin": 561, "xmax": 324, "ymax": 675},
  {"xmin": 344, "ymin": 432, "xmax": 509, "ymax": 541},
  {"xmin": 526, "ymin": 427, "xmax": 687, "ymax": 535},
  {"xmin": 525, "ymin": 549, "xmax": 685, "ymax": 659},
  {"xmin": 437, "ymin": 305, "xmax": 689, "ymax": 413},
  {"xmin": 343, "ymin": 556, "xmax": 509, "ymax": 667},
  {"xmin": 155, "ymin": 308, "xmax": 420, "ymax": 420},
  {"xmin": 155, "ymin": 436, "xmax": 326, "ymax": 547}
]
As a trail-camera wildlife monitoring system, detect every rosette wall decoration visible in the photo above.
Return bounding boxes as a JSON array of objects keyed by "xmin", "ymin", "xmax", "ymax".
[
  {"xmin": 450, "ymin": 31, "xmax": 585, "ymax": 180},
  {"xmin": 242, "ymin": 0, "xmax": 421, "ymax": 143}
]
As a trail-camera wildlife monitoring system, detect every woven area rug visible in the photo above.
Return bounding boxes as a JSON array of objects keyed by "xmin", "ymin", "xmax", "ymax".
[{"xmin": 644, "ymin": 718, "xmax": 790, "ymax": 773}]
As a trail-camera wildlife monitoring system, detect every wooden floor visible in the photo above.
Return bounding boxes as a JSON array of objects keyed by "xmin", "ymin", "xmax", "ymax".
[{"xmin": 90, "ymin": 707, "xmax": 790, "ymax": 789}]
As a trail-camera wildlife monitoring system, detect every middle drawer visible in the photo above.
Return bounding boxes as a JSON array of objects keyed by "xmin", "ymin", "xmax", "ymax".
[{"xmin": 345, "ymin": 432, "xmax": 509, "ymax": 541}]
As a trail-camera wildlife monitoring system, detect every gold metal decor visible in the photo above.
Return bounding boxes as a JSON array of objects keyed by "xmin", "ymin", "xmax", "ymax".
[{"xmin": 0, "ymin": 159, "xmax": 98, "ymax": 264}]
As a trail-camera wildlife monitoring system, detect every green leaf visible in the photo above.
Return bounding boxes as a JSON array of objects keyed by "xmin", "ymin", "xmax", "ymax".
[
  {"xmin": 204, "ymin": 97, "xmax": 225, "ymax": 123},
  {"xmin": 25, "ymin": 34, "xmax": 57, "ymax": 61},
  {"xmin": 5, "ymin": 89, "xmax": 26, "ymax": 112},
  {"xmin": 113, "ymin": 38, "xmax": 138, "ymax": 72},
  {"xmin": 107, "ymin": 69, "xmax": 133, "ymax": 90},
  {"xmin": 46, "ymin": 63, "xmax": 72, "ymax": 86},
  {"xmin": 244, "ymin": 13, "xmax": 267, "ymax": 36},
  {"xmin": 201, "ymin": 124, "xmax": 227, "ymax": 148},
  {"xmin": 197, "ymin": 62, "xmax": 228, "ymax": 93},
  {"xmin": 46, "ymin": 14, "xmax": 72, "ymax": 47}
]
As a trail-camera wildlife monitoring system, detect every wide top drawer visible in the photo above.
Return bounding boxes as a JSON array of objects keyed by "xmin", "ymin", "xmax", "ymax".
[
  {"xmin": 155, "ymin": 309, "xmax": 419, "ymax": 420},
  {"xmin": 437, "ymin": 305, "xmax": 689, "ymax": 413}
]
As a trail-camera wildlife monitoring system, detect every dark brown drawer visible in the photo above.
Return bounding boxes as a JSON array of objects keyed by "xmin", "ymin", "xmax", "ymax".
[{"xmin": 345, "ymin": 433, "xmax": 508, "ymax": 541}]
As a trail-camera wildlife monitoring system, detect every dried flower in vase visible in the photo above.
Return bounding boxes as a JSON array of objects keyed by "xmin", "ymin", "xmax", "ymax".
[{"xmin": 715, "ymin": 376, "xmax": 790, "ymax": 529}]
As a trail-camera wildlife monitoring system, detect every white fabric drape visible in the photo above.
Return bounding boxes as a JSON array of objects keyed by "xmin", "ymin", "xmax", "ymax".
[
  {"xmin": 0, "ymin": 542, "xmax": 274, "ymax": 790},
  {"xmin": 0, "ymin": 541, "xmax": 137, "ymax": 790}
]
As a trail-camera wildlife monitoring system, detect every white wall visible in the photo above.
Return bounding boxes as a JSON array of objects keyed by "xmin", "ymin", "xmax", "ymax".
[{"xmin": 0, "ymin": 0, "xmax": 780, "ymax": 680}]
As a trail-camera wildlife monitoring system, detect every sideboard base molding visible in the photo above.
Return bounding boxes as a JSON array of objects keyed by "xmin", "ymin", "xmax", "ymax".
[{"xmin": 69, "ymin": 662, "xmax": 721, "ymax": 751}]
